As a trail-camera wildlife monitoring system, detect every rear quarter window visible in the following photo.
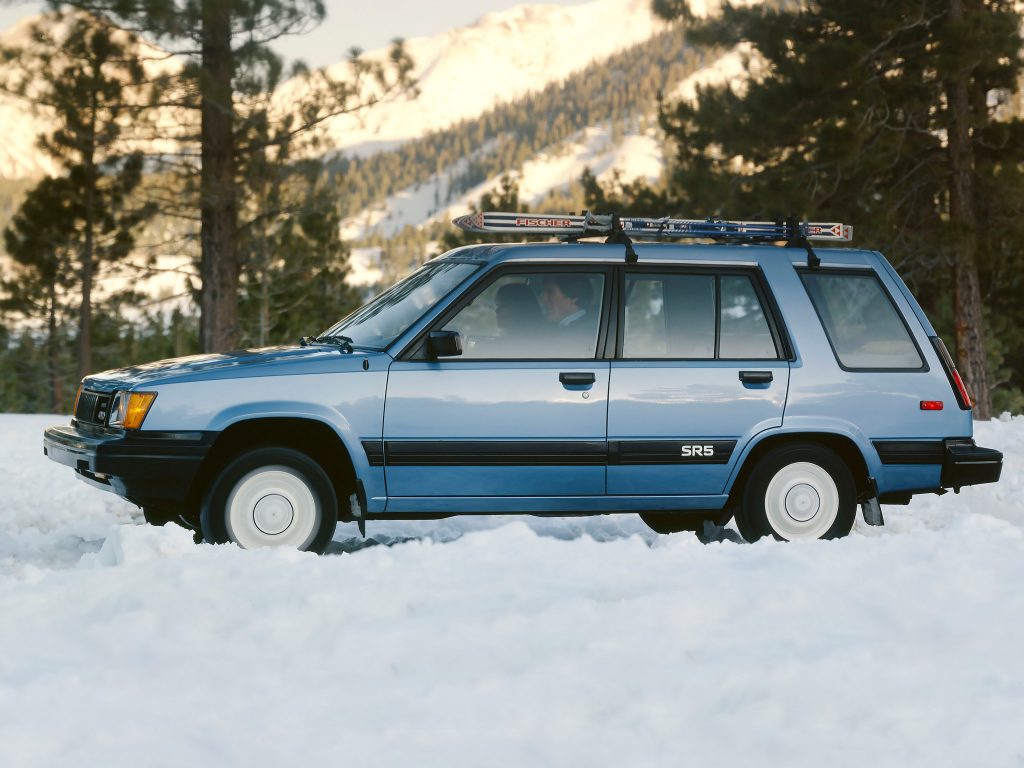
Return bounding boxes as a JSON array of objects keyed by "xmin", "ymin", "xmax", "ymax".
[{"xmin": 800, "ymin": 271, "xmax": 924, "ymax": 370}]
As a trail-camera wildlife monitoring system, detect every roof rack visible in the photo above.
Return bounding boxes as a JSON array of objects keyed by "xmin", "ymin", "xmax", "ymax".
[{"xmin": 451, "ymin": 211, "xmax": 853, "ymax": 268}]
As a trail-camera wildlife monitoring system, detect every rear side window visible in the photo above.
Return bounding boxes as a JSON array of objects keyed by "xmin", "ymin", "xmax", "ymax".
[
  {"xmin": 801, "ymin": 272, "xmax": 923, "ymax": 370},
  {"xmin": 622, "ymin": 271, "xmax": 779, "ymax": 359},
  {"xmin": 719, "ymin": 275, "xmax": 777, "ymax": 359},
  {"xmin": 623, "ymin": 274, "xmax": 716, "ymax": 358}
]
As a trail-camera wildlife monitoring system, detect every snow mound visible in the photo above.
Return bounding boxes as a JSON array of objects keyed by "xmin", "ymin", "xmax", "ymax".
[{"xmin": 86, "ymin": 523, "xmax": 197, "ymax": 567}]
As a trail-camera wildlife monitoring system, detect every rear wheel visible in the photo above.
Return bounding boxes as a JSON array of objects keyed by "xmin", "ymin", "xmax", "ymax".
[
  {"xmin": 735, "ymin": 443, "xmax": 856, "ymax": 542},
  {"xmin": 200, "ymin": 446, "xmax": 338, "ymax": 553}
]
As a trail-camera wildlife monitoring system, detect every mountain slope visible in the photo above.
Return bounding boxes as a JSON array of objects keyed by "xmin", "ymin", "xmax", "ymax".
[
  {"xmin": 0, "ymin": 0, "xmax": 670, "ymax": 179},
  {"xmin": 342, "ymin": 123, "xmax": 663, "ymax": 242},
  {"xmin": 294, "ymin": 0, "xmax": 667, "ymax": 157}
]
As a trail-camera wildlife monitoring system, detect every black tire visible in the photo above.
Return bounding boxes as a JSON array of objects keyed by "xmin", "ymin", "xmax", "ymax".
[
  {"xmin": 639, "ymin": 510, "xmax": 732, "ymax": 535},
  {"xmin": 735, "ymin": 443, "xmax": 857, "ymax": 543},
  {"xmin": 200, "ymin": 446, "xmax": 338, "ymax": 554}
]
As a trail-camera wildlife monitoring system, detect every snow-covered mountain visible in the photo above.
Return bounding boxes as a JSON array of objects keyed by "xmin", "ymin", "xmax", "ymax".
[
  {"xmin": 293, "ymin": 0, "xmax": 667, "ymax": 158},
  {"xmin": 342, "ymin": 123, "xmax": 664, "ymax": 243},
  {"xmin": 0, "ymin": 0, "xmax": 671, "ymax": 179}
]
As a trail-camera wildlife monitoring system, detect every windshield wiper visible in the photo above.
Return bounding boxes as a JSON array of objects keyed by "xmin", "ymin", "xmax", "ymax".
[{"xmin": 299, "ymin": 334, "xmax": 354, "ymax": 353}]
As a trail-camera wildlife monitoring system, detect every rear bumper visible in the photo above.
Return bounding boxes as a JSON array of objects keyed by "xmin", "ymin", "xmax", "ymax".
[
  {"xmin": 43, "ymin": 424, "xmax": 215, "ymax": 510},
  {"xmin": 873, "ymin": 437, "xmax": 1002, "ymax": 494},
  {"xmin": 941, "ymin": 439, "xmax": 1002, "ymax": 490}
]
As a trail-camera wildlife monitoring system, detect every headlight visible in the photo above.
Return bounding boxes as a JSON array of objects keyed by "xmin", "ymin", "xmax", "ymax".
[{"xmin": 108, "ymin": 391, "xmax": 157, "ymax": 430}]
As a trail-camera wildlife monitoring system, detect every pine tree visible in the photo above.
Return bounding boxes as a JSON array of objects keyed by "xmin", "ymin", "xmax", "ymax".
[
  {"xmin": 438, "ymin": 175, "xmax": 529, "ymax": 253},
  {"xmin": 0, "ymin": 11, "xmax": 157, "ymax": 379},
  {"xmin": 580, "ymin": 168, "xmax": 666, "ymax": 216},
  {"xmin": 651, "ymin": 0, "xmax": 1024, "ymax": 417},
  {"xmin": 1, "ymin": 177, "xmax": 79, "ymax": 411},
  {"xmin": 55, "ymin": 0, "xmax": 415, "ymax": 353},
  {"xmin": 237, "ymin": 157, "xmax": 359, "ymax": 346}
]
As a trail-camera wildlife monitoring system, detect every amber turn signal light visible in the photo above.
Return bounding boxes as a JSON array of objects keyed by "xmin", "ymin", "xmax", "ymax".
[{"xmin": 123, "ymin": 392, "xmax": 157, "ymax": 429}]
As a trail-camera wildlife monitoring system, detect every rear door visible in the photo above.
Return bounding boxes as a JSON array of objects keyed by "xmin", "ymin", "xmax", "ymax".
[
  {"xmin": 607, "ymin": 266, "xmax": 790, "ymax": 496},
  {"xmin": 383, "ymin": 265, "xmax": 613, "ymax": 501}
]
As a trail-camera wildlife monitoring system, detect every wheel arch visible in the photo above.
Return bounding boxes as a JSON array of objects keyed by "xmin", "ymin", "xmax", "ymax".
[
  {"xmin": 726, "ymin": 430, "xmax": 872, "ymax": 507},
  {"xmin": 187, "ymin": 417, "xmax": 359, "ymax": 522}
]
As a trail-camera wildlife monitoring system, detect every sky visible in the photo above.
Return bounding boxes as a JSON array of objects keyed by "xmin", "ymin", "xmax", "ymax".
[{"xmin": 0, "ymin": 0, "xmax": 593, "ymax": 68}]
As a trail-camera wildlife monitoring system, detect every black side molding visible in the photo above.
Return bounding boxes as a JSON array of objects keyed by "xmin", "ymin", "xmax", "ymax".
[
  {"xmin": 362, "ymin": 439, "xmax": 738, "ymax": 467},
  {"xmin": 362, "ymin": 440, "xmax": 385, "ymax": 467},
  {"xmin": 609, "ymin": 440, "xmax": 736, "ymax": 465},
  {"xmin": 383, "ymin": 440, "xmax": 607, "ymax": 466},
  {"xmin": 873, "ymin": 440, "xmax": 945, "ymax": 465}
]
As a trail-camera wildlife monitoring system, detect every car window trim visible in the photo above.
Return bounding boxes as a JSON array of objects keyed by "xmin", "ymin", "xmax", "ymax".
[
  {"xmin": 396, "ymin": 262, "xmax": 615, "ymax": 363},
  {"xmin": 613, "ymin": 264, "xmax": 791, "ymax": 362}
]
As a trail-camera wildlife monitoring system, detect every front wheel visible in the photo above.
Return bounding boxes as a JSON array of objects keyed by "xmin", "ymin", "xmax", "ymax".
[
  {"xmin": 200, "ymin": 446, "xmax": 338, "ymax": 553},
  {"xmin": 735, "ymin": 444, "xmax": 856, "ymax": 542}
]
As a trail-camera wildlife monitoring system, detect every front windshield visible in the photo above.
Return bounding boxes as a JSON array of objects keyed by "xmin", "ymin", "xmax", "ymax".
[{"xmin": 322, "ymin": 261, "xmax": 480, "ymax": 349}]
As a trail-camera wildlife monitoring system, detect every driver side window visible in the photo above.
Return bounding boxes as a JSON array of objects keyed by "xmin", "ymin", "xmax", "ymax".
[{"xmin": 441, "ymin": 271, "xmax": 605, "ymax": 359}]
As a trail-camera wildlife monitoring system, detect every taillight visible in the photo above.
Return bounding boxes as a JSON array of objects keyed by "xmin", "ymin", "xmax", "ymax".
[
  {"xmin": 920, "ymin": 400, "xmax": 944, "ymax": 410},
  {"xmin": 930, "ymin": 337, "xmax": 973, "ymax": 410},
  {"xmin": 950, "ymin": 369, "xmax": 972, "ymax": 408}
]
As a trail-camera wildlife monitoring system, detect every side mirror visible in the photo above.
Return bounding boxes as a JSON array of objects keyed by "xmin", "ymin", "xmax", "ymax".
[{"xmin": 427, "ymin": 330, "xmax": 462, "ymax": 358}]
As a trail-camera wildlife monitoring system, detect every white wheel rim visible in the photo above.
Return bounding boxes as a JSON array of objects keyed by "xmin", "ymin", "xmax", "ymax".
[
  {"xmin": 226, "ymin": 465, "xmax": 320, "ymax": 549},
  {"xmin": 764, "ymin": 461, "xmax": 839, "ymax": 540}
]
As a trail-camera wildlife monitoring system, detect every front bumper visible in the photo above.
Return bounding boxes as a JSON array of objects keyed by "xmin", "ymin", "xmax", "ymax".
[{"xmin": 43, "ymin": 424, "xmax": 214, "ymax": 509}]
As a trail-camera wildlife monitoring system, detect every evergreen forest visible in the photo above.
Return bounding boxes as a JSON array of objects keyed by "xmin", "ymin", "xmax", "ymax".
[{"xmin": 0, "ymin": 0, "xmax": 1022, "ymax": 416}]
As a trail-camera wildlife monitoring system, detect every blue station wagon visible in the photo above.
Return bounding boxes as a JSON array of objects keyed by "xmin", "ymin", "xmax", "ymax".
[{"xmin": 43, "ymin": 214, "xmax": 1003, "ymax": 552}]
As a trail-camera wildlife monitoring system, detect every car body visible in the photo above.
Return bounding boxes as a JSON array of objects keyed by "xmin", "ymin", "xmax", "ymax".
[{"xmin": 43, "ymin": 240, "xmax": 1004, "ymax": 550}]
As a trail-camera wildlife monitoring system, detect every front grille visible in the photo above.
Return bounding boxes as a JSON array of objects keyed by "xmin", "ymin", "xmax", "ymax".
[{"xmin": 74, "ymin": 389, "xmax": 112, "ymax": 426}]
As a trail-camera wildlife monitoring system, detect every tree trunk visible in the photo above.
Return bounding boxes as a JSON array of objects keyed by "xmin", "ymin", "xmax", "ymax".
[
  {"xmin": 259, "ymin": 259, "xmax": 269, "ymax": 347},
  {"xmin": 945, "ymin": 0, "xmax": 992, "ymax": 419},
  {"xmin": 78, "ymin": 237, "xmax": 92, "ymax": 380},
  {"xmin": 79, "ymin": 161, "xmax": 95, "ymax": 381},
  {"xmin": 48, "ymin": 280, "xmax": 62, "ymax": 413},
  {"xmin": 199, "ymin": 0, "xmax": 238, "ymax": 352}
]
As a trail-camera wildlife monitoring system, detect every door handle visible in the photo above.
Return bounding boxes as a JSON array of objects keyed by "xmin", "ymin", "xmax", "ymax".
[
  {"xmin": 559, "ymin": 372, "xmax": 596, "ymax": 386},
  {"xmin": 739, "ymin": 370, "xmax": 773, "ymax": 385}
]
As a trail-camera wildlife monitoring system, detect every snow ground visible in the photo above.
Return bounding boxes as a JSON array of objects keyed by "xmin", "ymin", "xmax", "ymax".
[{"xmin": 1, "ymin": 413, "xmax": 1023, "ymax": 766}]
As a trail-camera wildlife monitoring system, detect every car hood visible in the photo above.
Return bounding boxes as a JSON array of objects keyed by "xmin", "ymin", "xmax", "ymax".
[{"xmin": 82, "ymin": 345, "xmax": 383, "ymax": 392}]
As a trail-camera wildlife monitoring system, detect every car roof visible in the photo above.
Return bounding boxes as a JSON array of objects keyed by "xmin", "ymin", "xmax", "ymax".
[{"xmin": 435, "ymin": 241, "xmax": 879, "ymax": 269}]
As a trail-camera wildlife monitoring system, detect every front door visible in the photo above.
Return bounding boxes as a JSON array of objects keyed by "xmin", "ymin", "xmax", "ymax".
[
  {"xmin": 607, "ymin": 268, "xmax": 791, "ymax": 496},
  {"xmin": 383, "ymin": 266, "xmax": 612, "ymax": 503}
]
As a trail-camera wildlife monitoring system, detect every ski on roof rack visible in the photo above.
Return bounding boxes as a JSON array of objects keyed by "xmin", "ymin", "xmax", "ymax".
[{"xmin": 452, "ymin": 211, "xmax": 853, "ymax": 243}]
